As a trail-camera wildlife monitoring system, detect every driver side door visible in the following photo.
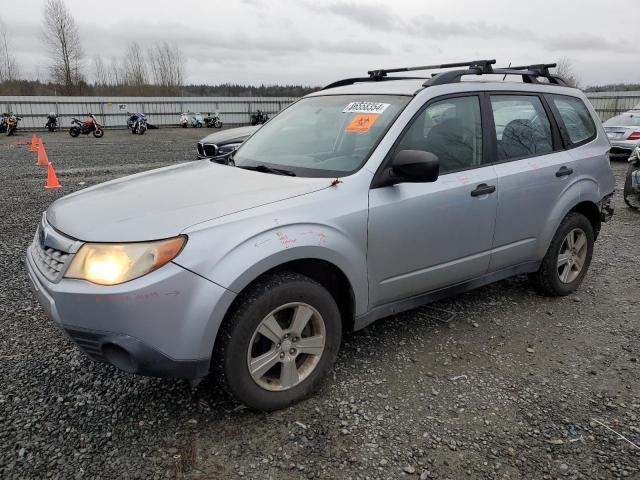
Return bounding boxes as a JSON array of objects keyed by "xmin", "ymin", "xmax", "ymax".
[{"xmin": 367, "ymin": 94, "xmax": 498, "ymax": 307}]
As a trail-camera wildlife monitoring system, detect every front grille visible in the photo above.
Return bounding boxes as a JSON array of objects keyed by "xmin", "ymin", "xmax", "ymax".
[
  {"xmin": 31, "ymin": 231, "xmax": 71, "ymax": 282},
  {"xmin": 203, "ymin": 143, "xmax": 218, "ymax": 157},
  {"xmin": 65, "ymin": 328, "xmax": 105, "ymax": 361},
  {"xmin": 197, "ymin": 142, "xmax": 204, "ymax": 156}
]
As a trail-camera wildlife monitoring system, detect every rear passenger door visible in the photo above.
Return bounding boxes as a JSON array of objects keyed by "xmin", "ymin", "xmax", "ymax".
[{"xmin": 487, "ymin": 93, "xmax": 575, "ymax": 271}]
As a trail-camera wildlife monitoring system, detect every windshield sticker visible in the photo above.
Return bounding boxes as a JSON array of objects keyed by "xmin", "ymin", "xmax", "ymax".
[
  {"xmin": 345, "ymin": 114, "xmax": 379, "ymax": 133},
  {"xmin": 343, "ymin": 101, "xmax": 390, "ymax": 115}
]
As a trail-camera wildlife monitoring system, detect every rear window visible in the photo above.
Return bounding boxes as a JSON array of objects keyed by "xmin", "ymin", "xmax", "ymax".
[{"xmin": 550, "ymin": 95, "xmax": 596, "ymax": 145}]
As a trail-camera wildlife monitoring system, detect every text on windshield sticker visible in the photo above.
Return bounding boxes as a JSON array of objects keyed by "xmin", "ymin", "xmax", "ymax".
[
  {"xmin": 343, "ymin": 102, "xmax": 390, "ymax": 115},
  {"xmin": 345, "ymin": 114, "xmax": 379, "ymax": 133}
]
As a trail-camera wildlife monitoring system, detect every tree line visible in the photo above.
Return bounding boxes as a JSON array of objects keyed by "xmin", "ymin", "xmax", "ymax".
[{"xmin": 0, "ymin": 0, "xmax": 316, "ymax": 97}]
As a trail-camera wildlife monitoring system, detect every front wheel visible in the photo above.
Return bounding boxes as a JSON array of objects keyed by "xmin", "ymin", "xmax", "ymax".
[
  {"xmin": 214, "ymin": 272, "xmax": 342, "ymax": 411},
  {"xmin": 93, "ymin": 128, "xmax": 104, "ymax": 138},
  {"xmin": 623, "ymin": 164, "xmax": 640, "ymax": 209},
  {"xmin": 69, "ymin": 127, "xmax": 80, "ymax": 137},
  {"xmin": 529, "ymin": 212, "xmax": 594, "ymax": 296}
]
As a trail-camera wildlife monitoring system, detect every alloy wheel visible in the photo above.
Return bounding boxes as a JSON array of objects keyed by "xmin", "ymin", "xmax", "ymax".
[
  {"xmin": 247, "ymin": 302, "xmax": 326, "ymax": 391},
  {"xmin": 557, "ymin": 228, "xmax": 588, "ymax": 284}
]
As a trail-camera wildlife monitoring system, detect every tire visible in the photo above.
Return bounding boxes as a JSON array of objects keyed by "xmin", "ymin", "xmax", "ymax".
[
  {"xmin": 623, "ymin": 164, "xmax": 640, "ymax": 209},
  {"xmin": 139, "ymin": 126, "xmax": 146, "ymax": 135},
  {"xmin": 528, "ymin": 212, "xmax": 594, "ymax": 296},
  {"xmin": 69, "ymin": 127, "xmax": 79, "ymax": 137},
  {"xmin": 214, "ymin": 120, "xmax": 222, "ymax": 128},
  {"xmin": 93, "ymin": 128, "xmax": 104, "ymax": 138},
  {"xmin": 214, "ymin": 272, "xmax": 342, "ymax": 411}
]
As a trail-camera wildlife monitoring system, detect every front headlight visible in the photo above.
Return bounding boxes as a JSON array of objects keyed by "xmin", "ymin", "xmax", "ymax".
[{"xmin": 64, "ymin": 236, "xmax": 186, "ymax": 285}]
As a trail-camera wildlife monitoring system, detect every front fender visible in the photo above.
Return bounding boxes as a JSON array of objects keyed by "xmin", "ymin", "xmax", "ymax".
[{"xmin": 175, "ymin": 220, "xmax": 369, "ymax": 316}]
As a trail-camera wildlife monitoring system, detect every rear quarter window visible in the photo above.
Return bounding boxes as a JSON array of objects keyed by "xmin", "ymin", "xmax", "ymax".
[{"xmin": 550, "ymin": 95, "xmax": 596, "ymax": 146}]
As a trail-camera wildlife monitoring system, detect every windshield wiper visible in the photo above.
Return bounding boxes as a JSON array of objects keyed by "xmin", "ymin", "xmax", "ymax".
[{"xmin": 237, "ymin": 164, "xmax": 296, "ymax": 176}]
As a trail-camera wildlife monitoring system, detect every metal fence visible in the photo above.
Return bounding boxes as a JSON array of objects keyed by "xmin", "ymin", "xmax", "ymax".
[
  {"xmin": 585, "ymin": 91, "xmax": 640, "ymax": 121},
  {"xmin": 2, "ymin": 91, "xmax": 639, "ymax": 130},
  {"xmin": 0, "ymin": 96, "xmax": 298, "ymax": 130}
]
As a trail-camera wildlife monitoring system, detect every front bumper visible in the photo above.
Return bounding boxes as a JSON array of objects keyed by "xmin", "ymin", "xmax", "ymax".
[{"xmin": 26, "ymin": 242, "xmax": 236, "ymax": 379}]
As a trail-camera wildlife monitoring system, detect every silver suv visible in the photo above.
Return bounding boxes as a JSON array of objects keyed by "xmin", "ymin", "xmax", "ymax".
[{"xmin": 27, "ymin": 60, "xmax": 615, "ymax": 410}]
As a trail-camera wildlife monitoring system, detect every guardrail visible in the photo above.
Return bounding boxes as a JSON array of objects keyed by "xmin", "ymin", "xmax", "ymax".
[{"xmin": 0, "ymin": 96, "xmax": 298, "ymax": 130}]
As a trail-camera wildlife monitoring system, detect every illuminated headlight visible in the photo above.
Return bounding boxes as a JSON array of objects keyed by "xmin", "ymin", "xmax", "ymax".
[{"xmin": 64, "ymin": 236, "xmax": 186, "ymax": 285}]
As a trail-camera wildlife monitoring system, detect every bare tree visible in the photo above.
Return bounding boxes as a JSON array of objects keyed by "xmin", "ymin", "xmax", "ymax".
[
  {"xmin": 148, "ymin": 42, "xmax": 185, "ymax": 94},
  {"xmin": 556, "ymin": 57, "xmax": 580, "ymax": 88},
  {"xmin": 42, "ymin": 0, "xmax": 84, "ymax": 91},
  {"xmin": 123, "ymin": 42, "xmax": 147, "ymax": 91},
  {"xmin": 93, "ymin": 56, "xmax": 108, "ymax": 86},
  {"xmin": 0, "ymin": 17, "xmax": 19, "ymax": 82}
]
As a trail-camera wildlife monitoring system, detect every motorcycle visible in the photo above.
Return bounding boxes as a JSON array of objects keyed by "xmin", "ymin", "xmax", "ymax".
[
  {"xmin": 190, "ymin": 113, "xmax": 204, "ymax": 128},
  {"xmin": 45, "ymin": 112, "xmax": 58, "ymax": 132},
  {"xmin": 0, "ymin": 113, "xmax": 9, "ymax": 133},
  {"xmin": 127, "ymin": 112, "xmax": 148, "ymax": 135},
  {"xmin": 250, "ymin": 109, "xmax": 269, "ymax": 125},
  {"xmin": 204, "ymin": 112, "xmax": 223, "ymax": 128},
  {"xmin": 624, "ymin": 145, "xmax": 640, "ymax": 209},
  {"xmin": 6, "ymin": 113, "xmax": 21, "ymax": 136},
  {"xmin": 69, "ymin": 114, "xmax": 104, "ymax": 138}
]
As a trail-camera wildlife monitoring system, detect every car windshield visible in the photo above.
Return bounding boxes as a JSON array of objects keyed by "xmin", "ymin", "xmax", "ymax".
[
  {"xmin": 604, "ymin": 114, "xmax": 640, "ymax": 127},
  {"xmin": 233, "ymin": 95, "xmax": 410, "ymax": 177}
]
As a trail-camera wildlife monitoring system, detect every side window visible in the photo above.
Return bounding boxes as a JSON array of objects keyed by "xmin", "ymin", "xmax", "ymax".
[
  {"xmin": 550, "ymin": 95, "xmax": 596, "ymax": 145},
  {"xmin": 490, "ymin": 95, "xmax": 553, "ymax": 161},
  {"xmin": 397, "ymin": 96, "xmax": 482, "ymax": 174}
]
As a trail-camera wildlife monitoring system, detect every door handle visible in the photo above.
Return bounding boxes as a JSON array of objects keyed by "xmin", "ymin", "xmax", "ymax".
[
  {"xmin": 555, "ymin": 166, "xmax": 574, "ymax": 178},
  {"xmin": 470, "ymin": 183, "xmax": 496, "ymax": 197}
]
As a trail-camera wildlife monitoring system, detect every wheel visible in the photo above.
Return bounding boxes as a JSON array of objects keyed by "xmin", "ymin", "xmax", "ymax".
[
  {"xmin": 181, "ymin": 123, "xmax": 187, "ymax": 128},
  {"xmin": 623, "ymin": 164, "xmax": 640, "ymax": 209},
  {"xmin": 196, "ymin": 122, "xmax": 202, "ymax": 128},
  {"xmin": 214, "ymin": 120, "xmax": 222, "ymax": 128},
  {"xmin": 69, "ymin": 127, "xmax": 79, "ymax": 137},
  {"xmin": 529, "ymin": 212, "xmax": 594, "ymax": 296},
  {"xmin": 93, "ymin": 128, "xmax": 104, "ymax": 138},
  {"xmin": 131, "ymin": 126, "xmax": 137, "ymax": 134},
  {"xmin": 214, "ymin": 272, "xmax": 342, "ymax": 411},
  {"xmin": 139, "ymin": 126, "xmax": 146, "ymax": 135}
]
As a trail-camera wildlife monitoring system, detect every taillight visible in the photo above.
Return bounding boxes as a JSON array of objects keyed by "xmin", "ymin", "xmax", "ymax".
[{"xmin": 628, "ymin": 131, "xmax": 640, "ymax": 140}]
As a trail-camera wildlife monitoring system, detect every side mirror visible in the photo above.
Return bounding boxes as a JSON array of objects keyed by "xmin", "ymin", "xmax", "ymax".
[{"xmin": 376, "ymin": 150, "xmax": 440, "ymax": 187}]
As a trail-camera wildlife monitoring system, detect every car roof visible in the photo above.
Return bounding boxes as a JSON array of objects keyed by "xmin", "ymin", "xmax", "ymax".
[{"xmin": 306, "ymin": 79, "xmax": 582, "ymax": 98}]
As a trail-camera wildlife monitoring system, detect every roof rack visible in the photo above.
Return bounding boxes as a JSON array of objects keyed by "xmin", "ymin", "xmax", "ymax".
[{"xmin": 321, "ymin": 60, "xmax": 568, "ymax": 90}]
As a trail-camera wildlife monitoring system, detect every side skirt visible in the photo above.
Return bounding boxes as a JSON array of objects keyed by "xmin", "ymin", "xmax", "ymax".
[{"xmin": 354, "ymin": 261, "xmax": 540, "ymax": 331}]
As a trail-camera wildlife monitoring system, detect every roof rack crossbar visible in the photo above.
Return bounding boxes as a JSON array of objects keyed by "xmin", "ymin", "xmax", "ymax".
[
  {"xmin": 320, "ymin": 61, "xmax": 568, "ymax": 91},
  {"xmin": 427, "ymin": 66, "xmax": 567, "ymax": 87},
  {"xmin": 367, "ymin": 59, "xmax": 496, "ymax": 79}
]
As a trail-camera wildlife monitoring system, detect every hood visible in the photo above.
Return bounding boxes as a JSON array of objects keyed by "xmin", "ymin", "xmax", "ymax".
[
  {"xmin": 46, "ymin": 161, "xmax": 328, "ymax": 242},
  {"xmin": 200, "ymin": 125, "xmax": 260, "ymax": 144}
]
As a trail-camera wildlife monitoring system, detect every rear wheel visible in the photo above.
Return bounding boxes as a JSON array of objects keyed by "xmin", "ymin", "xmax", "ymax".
[
  {"xmin": 214, "ymin": 272, "xmax": 342, "ymax": 411},
  {"xmin": 69, "ymin": 127, "xmax": 79, "ymax": 137},
  {"xmin": 623, "ymin": 164, "xmax": 640, "ymax": 209},
  {"xmin": 529, "ymin": 212, "xmax": 594, "ymax": 296}
]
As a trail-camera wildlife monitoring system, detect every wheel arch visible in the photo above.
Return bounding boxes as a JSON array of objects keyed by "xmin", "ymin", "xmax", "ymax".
[{"xmin": 211, "ymin": 257, "xmax": 358, "ymax": 357}]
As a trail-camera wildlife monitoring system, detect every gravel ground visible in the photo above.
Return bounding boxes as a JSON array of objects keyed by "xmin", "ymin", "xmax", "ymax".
[{"xmin": 0, "ymin": 129, "xmax": 638, "ymax": 480}]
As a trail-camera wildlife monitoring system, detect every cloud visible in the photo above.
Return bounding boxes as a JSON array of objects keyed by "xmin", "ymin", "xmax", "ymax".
[{"xmin": 545, "ymin": 34, "xmax": 638, "ymax": 53}]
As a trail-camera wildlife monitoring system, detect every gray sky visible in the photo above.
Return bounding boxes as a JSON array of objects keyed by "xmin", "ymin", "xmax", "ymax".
[{"xmin": 3, "ymin": 0, "xmax": 640, "ymax": 87}]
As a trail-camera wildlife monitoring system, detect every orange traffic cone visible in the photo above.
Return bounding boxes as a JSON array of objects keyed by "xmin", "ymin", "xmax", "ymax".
[
  {"xmin": 45, "ymin": 162, "xmax": 62, "ymax": 189},
  {"xmin": 37, "ymin": 142, "xmax": 49, "ymax": 166},
  {"xmin": 30, "ymin": 134, "xmax": 38, "ymax": 152}
]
